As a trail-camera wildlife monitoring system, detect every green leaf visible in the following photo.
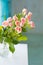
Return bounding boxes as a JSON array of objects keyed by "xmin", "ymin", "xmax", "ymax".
[
  {"xmin": 17, "ymin": 36, "xmax": 27, "ymax": 41},
  {"xmin": 26, "ymin": 23, "xmax": 31, "ymax": 29},
  {"xmin": 9, "ymin": 43, "xmax": 15, "ymax": 53},
  {"xmin": 22, "ymin": 27, "xmax": 27, "ymax": 32},
  {"xmin": 0, "ymin": 30, "xmax": 3, "ymax": 43},
  {"xmin": 4, "ymin": 37, "xmax": 12, "ymax": 44},
  {"xmin": 17, "ymin": 13, "xmax": 23, "ymax": 20},
  {"xmin": 12, "ymin": 39, "xmax": 19, "ymax": 45},
  {"xmin": 0, "ymin": 37, "xmax": 3, "ymax": 43}
]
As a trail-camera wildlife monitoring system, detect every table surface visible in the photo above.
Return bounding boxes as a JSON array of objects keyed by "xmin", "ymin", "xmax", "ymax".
[{"xmin": 0, "ymin": 44, "xmax": 28, "ymax": 65}]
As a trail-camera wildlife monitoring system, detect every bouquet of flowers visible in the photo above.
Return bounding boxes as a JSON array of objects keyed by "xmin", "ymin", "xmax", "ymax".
[{"xmin": 0, "ymin": 8, "xmax": 35, "ymax": 53}]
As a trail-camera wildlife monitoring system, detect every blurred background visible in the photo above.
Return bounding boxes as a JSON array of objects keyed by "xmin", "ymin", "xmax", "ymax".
[{"xmin": 0, "ymin": 0, "xmax": 43, "ymax": 65}]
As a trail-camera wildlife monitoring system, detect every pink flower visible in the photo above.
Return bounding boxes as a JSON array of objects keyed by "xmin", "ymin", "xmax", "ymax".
[
  {"xmin": 28, "ymin": 21, "xmax": 35, "ymax": 28},
  {"xmin": 21, "ymin": 18, "xmax": 26, "ymax": 23},
  {"xmin": 13, "ymin": 15, "xmax": 18, "ymax": 21},
  {"xmin": 15, "ymin": 21, "xmax": 20, "ymax": 26},
  {"xmin": 22, "ymin": 8, "xmax": 27, "ymax": 15},
  {"xmin": 20, "ymin": 18, "xmax": 26, "ymax": 27},
  {"xmin": 25, "ymin": 12, "xmax": 32, "ymax": 21},
  {"xmin": 2, "ymin": 20, "xmax": 9, "ymax": 27},
  {"xmin": 15, "ymin": 26, "xmax": 22, "ymax": 33},
  {"xmin": 9, "ymin": 23, "xmax": 12, "ymax": 27},
  {"xmin": 7, "ymin": 17, "xmax": 12, "ymax": 22}
]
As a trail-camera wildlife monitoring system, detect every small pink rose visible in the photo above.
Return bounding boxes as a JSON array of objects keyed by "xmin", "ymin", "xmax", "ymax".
[
  {"xmin": 13, "ymin": 15, "xmax": 18, "ymax": 21},
  {"xmin": 21, "ymin": 18, "xmax": 26, "ymax": 23},
  {"xmin": 20, "ymin": 22, "xmax": 23, "ymax": 27},
  {"xmin": 22, "ymin": 8, "xmax": 27, "ymax": 15},
  {"xmin": 7, "ymin": 17, "xmax": 12, "ymax": 22},
  {"xmin": 25, "ymin": 12, "xmax": 32, "ymax": 21},
  {"xmin": 2, "ymin": 20, "xmax": 9, "ymax": 27},
  {"xmin": 9, "ymin": 23, "xmax": 12, "ymax": 27},
  {"xmin": 29, "ymin": 21, "xmax": 35, "ymax": 28},
  {"xmin": 20, "ymin": 18, "xmax": 26, "ymax": 27},
  {"xmin": 28, "ymin": 12, "xmax": 32, "ymax": 16},
  {"xmin": 15, "ymin": 21, "xmax": 20, "ymax": 26},
  {"xmin": 15, "ymin": 26, "xmax": 22, "ymax": 33}
]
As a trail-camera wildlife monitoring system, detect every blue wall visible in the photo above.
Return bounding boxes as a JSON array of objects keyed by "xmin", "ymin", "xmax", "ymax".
[{"xmin": 0, "ymin": 0, "xmax": 11, "ymax": 25}]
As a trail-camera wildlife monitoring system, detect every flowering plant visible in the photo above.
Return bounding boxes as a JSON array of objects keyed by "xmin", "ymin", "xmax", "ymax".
[{"xmin": 0, "ymin": 8, "xmax": 35, "ymax": 53}]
